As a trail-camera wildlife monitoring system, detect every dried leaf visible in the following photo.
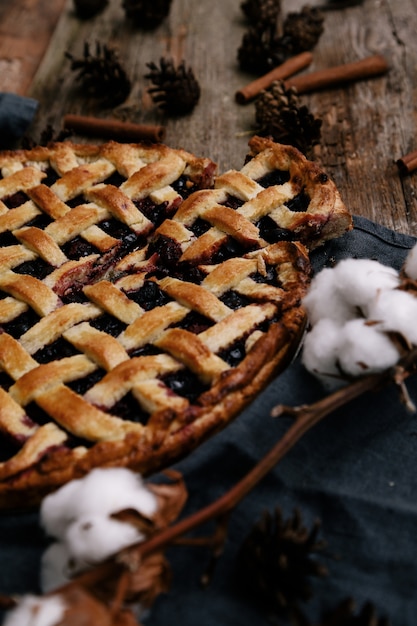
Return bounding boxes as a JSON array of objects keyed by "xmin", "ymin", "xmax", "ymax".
[
  {"xmin": 57, "ymin": 586, "xmax": 113, "ymax": 625},
  {"xmin": 148, "ymin": 469, "xmax": 188, "ymax": 528},
  {"xmin": 117, "ymin": 550, "xmax": 172, "ymax": 608}
]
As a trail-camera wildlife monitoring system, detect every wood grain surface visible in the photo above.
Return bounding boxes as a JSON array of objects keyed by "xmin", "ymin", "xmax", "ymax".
[{"xmin": 2, "ymin": 0, "xmax": 417, "ymax": 236}]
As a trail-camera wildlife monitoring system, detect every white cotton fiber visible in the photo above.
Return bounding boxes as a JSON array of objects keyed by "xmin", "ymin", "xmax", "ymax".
[
  {"xmin": 41, "ymin": 467, "xmax": 158, "ymax": 540},
  {"xmin": 65, "ymin": 514, "xmax": 143, "ymax": 565},
  {"xmin": 333, "ymin": 258, "xmax": 399, "ymax": 314},
  {"xmin": 40, "ymin": 478, "xmax": 82, "ymax": 540},
  {"xmin": 368, "ymin": 289, "xmax": 417, "ymax": 345},
  {"xmin": 3, "ymin": 594, "xmax": 66, "ymax": 626},
  {"xmin": 303, "ymin": 267, "xmax": 356, "ymax": 325},
  {"xmin": 337, "ymin": 319, "xmax": 401, "ymax": 377},
  {"xmin": 301, "ymin": 318, "xmax": 344, "ymax": 389},
  {"xmin": 403, "ymin": 243, "xmax": 417, "ymax": 280},
  {"xmin": 40, "ymin": 468, "xmax": 159, "ymax": 595},
  {"xmin": 40, "ymin": 541, "xmax": 81, "ymax": 593}
]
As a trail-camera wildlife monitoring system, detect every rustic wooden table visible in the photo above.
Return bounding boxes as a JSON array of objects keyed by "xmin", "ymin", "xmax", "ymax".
[{"xmin": 1, "ymin": 0, "xmax": 417, "ymax": 236}]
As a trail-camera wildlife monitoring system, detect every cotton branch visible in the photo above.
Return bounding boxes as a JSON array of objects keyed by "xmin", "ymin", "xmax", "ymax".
[{"xmin": 55, "ymin": 345, "xmax": 417, "ymax": 606}]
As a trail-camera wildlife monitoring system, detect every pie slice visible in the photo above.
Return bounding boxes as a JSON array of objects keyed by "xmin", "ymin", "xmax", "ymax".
[{"xmin": 0, "ymin": 137, "xmax": 352, "ymax": 508}]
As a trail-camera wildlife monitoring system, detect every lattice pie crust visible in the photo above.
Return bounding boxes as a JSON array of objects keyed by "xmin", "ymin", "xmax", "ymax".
[{"xmin": 0, "ymin": 136, "xmax": 352, "ymax": 508}]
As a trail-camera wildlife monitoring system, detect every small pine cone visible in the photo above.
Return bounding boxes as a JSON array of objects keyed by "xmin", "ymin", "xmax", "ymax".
[
  {"xmin": 145, "ymin": 58, "xmax": 201, "ymax": 116},
  {"xmin": 255, "ymin": 80, "xmax": 322, "ymax": 155},
  {"xmin": 283, "ymin": 5, "xmax": 325, "ymax": 52},
  {"xmin": 122, "ymin": 0, "xmax": 172, "ymax": 29},
  {"xmin": 66, "ymin": 41, "xmax": 131, "ymax": 107},
  {"xmin": 237, "ymin": 25, "xmax": 289, "ymax": 74},
  {"xmin": 235, "ymin": 508, "xmax": 327, "ymax": 620},
  {"xmin": 241, "ymin": 0, "xmax": 282, "ymax": 28}
]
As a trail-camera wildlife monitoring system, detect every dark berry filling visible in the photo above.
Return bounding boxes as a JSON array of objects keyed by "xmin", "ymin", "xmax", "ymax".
[
  {"xmin": 134, "ymin": 198, "xmax": 170, "ymax": 227},
  {"xmin": 221, "ymin": 195, "xmax": 245, "ymax": 210},
  {"xmin": 1, "ymin": 308, "xmax": 40, "ymax": 338},
  {"xmin": 257, "ymin": 215, "xmax": 294, "ymax": 243},
  {"xmin": 90, "ymin": 313, "xmax": 126, "ymax": 337},
  {"xmin": 147, "ymin": 236, "xmax": 182, "ymax": 265},
  {"xmin": 0, "ymin": 371, "xmax": 14, "ymax": 392},
  {"xmin": 14, "ymin": 258, "xmax": 53, "ymax": 280},
  {"xmin": 127, "ymin": 281, "xmax": 172, "ymax": 310},
  {"xmin": 63, "ymin": 236, "xmax": 99, "ymax": 259},
  {"xmin": 34, "ymin": 337, "xmax": 80, "ymax": 364},
  {"xmin": 0, "ymin": 440, "xmax": 19, "ymax": 463},
  {"xmin": 172, "ymin": 311, "xmax": 214, "ymax": 334},
  {"xmin": 25, "ymin": 402, "xmax": 55, "ymax": 427},
  {"xmin": 220, "ymin": 290, "xmax": 252, "ymax": 309},
  {"xmin": 108, "ymin": 391, "xmax": 150, "ymax": 425},
  {"xmin": 257, "ymin": 170, "xmax": 290, "ymax": 187},
  {"xmin": 211, "ymin": 238, "xmax": 249, "ymax": 264},
  {"xmin": 67, "ymin": 368, "xmax": 106, "ymax": 396},
  {"xmin": 218, "ymin": 338, "xmax": 247, "ymax": 367},
  {"xmin": 103, "ymin": 171, "xmax": 125, "ymax": 187},
  {"xmin": 249, "ymin": 266, "xmax": 277, "ymax": 285},
  {"xmin": 129, "ymin": 344, "xmax": 162, "ymax": 358},
  {"xmin": 162, "ymin": 370, "xmax": 209, "ymax": 404},
  {"xmin": 41, "ymin": 167, "xmax": 60, "ymax": 187},
  {"xmin": 25, "ymin": 214, "xmax": 52, "ymax": 229},
  {"xmin": 285, "ymin": 191, "xmax": 310, "ymax": 213},
  {"xmin": 171, "ymin": 175, "xmax": 197, "ymax": 199},
  {"xmin": 0, "ymin": 231, "xmax": 18, "ymax": 246},
  {"xmin": 3, "ymin": 191, "xmax": 29, "ymax": 209},
  {"xmin": 66, "ymin": 195, "xmax": 85, "ymax": 208},
  {"xmin": 189, "ymin": 217, "xmax": 211, "ymax": 237}
]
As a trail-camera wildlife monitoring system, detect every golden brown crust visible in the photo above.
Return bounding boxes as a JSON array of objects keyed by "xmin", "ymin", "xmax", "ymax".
[{"xmin": 0, "ymin": 138, "xmax": 350, "ymax": 509}]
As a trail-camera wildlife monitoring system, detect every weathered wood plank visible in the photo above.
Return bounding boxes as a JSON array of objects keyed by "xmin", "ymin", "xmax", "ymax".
[
  {"xmin": 26, "ymin": 0, "xmax": 417, "ymax": 236},
  {"xmin": 0, "ymin": 0, "xmax": 67, "ymax": 95}
]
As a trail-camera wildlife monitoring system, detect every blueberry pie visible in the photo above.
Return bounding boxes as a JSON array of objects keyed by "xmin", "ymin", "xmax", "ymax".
[{"xmin": 0, "ymin": 136, "xmax": 351, "ymax": 508}]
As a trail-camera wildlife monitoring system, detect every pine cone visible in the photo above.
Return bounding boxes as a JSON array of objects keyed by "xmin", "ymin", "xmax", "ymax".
[
  {"xmin": 122, "ymin": 0, "xmax": 172, "ymax": 29},
  {"xmin": 66, "ymin": 41, "xmax": 131, "ymax": 107},
  {"xmin": 255, "ymin": 80, "xmax": 322, "ymax": 155},
  {"xmin": 235, "ymin": 508, "xmax": 327, "ymax": 620},
  {"xmin": 145, "ymin": 58, "xmax": 201, "ymax": 116},
  {"xmin": 241, "ymin": 0, "xmax": 282, "ymax": 29},
  {"xmin": 283, "ymin": 5, "xmax": 325, "ymax": 53},
  {"xmin": 237, "ymin": 25, "xmax": 289, "ymax": 74}
]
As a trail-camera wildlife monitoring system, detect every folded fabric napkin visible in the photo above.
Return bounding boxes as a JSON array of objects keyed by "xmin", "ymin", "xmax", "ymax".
[
  {"xmin": 0, "ymin": 92, "xmax": 38, "ymax": 148},
  {"xmin": 0, "ymin": 216, "xmax": 415, "ymax": 625}
]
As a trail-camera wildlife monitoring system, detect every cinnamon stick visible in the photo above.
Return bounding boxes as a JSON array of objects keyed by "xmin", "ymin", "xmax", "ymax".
[
  {"xmin": 396, "ymin": 149, "xmax": 417, "ymax": 175},
  {"xmin": 63, "ymin": 114, "xmax": 166, "ymax": 143},
  {"xmin": 235, "ymin": 51, "xmax": 313, "ymax": 104},
  {"xmin": 284, "ymin": 54, "xmax": 389, "ymax": 94}
]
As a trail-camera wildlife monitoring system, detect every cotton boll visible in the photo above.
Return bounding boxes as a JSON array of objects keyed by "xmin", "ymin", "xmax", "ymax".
[
  {"xmin": 40, "ymin": 541, "xmax": 84, "ymax": 593},
  {"xmin": 368, "ymin": 289, "xmax": 417, "ymax": 345},
  {"xmin": 403, "ymin": 243, "xmax": 417, "ymax": 280},
  {"xmin": 40, "ymin": 478, "xmax": 83, "ymax": 540},
  {"xmin": 3, "ymin": 594, "xmax": 66, "ymax": 626},
  {"xmin": 41, "ymin": 468, "xmax": 158, "ymax": 541},
  {"xmin": 333, "ymin": 258, "xmax": 399, "ymax": 314},
  {"xmin": 303, "ymin": 267, "xmax": 356, "ymax": 325},
  {"xmin": 338, "ymin": 319, "xmax": 400, "ymax": 377},
  {"xmin": 301, "ymin": 318, "xmax": 345, "ymax": 389},
  {"xmin": 65, "ymin": 514, "xmax": 143, "ymax": 565},
  {"xmin": 67, "ymin": 467, "xmax": 158, "ymax": 520}
]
